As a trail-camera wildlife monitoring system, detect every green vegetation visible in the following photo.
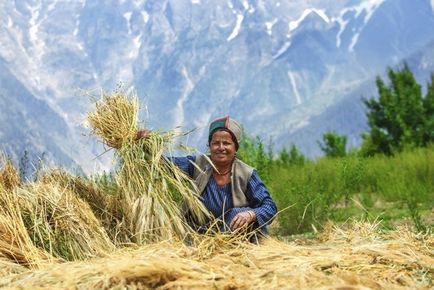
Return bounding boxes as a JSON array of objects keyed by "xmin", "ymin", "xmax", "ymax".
[
  {"xmin": 238, "ymin": 65, "xmax": 434, "ymax": 235},
  {"xmin": 268, "ymin": 147, "xmax": 434, "ymax": 235},
  {"xmin": 238, "ymin": 134, "xmax": 433, "ymax": 235}
]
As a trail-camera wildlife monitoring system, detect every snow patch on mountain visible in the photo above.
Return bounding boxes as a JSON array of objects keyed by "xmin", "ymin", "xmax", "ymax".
[
  {"xmin": 173, "ymin": 66, "xmax": 194, "ymax": 127},
  {"xmin": 350, "ymin": 0, "xmax": 386, "ymax": 51},
  {"xmin": 7, "ymin": 16, "xmax": 13, "ymax": 28},
  {"xmin": 288, "ymin": 71, "xmax": 302, "ymax": 105},
  {"xmin": 133, "ymin": 35, "xmax": 142, "ymax": 50},
  {"xmin": 288, "ymin": 8, "xmax": 329, "ymax": 34},
  {"xmin": 123, "ymin": 12, "xmax": 133, "ymax": 34},
  {"xmin": 28, "ymin": 3, "xmax": 41, "ymax": 43},
  {"xmin": 227, "ymin": 13, "xmax": 244, "ymax": 41},
  {"xmin": 242, "ymin": 0, "xmax": 249, "ymax": 10},
  {"xmin": 272, "ymin": 41, "xmax": 291, "ymax": 59},
  {"xmin": 334, "ymin": 14, "xmax": 349, "ymax": 48},
  {"xmin": 265, "ymin": 19, "xmax": 277, "ymax": 35},
  {"xmin": 141, "ymin": 11, "xmax": 149, "ymax": 23},
  {"xmin": 335, "ymin": 0, "xmax": 386, "ymax": 50}
]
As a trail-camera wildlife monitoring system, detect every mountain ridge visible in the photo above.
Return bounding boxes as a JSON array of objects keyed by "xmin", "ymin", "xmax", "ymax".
[{"xmin": 1, "ymin": 0, "xmax": 434, "ymax": 170}]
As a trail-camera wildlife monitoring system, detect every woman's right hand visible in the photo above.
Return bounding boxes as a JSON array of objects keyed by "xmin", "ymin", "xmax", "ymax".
[{"xmin": 135, "ymin": 129, "xmax": 151, "ymax": 140}]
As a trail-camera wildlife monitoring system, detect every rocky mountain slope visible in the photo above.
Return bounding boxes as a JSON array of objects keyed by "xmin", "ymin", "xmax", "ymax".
[{"xmin": 1, "ymin": 0, "xmax": 434, "ymax": 170}]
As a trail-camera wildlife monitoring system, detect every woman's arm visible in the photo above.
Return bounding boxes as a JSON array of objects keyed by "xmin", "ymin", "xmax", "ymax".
[
  {"xmin": 166, "ymin": 155, "xmax": 196, "ymax": 177},
  {"xmin": 228, "ymin": 170, "xmax": 277, "ymax": 231}
]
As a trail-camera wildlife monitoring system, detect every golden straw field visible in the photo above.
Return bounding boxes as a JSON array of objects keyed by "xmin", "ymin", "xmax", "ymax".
[{"xmin": 0, "ymin": 90, "xmax": 432, "ymax": 289}]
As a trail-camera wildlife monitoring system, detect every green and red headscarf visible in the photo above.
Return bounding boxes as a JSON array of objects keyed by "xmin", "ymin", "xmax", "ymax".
[{"xmin": 208, "ymin": 116, "xmax": 242, "ymax": 149}]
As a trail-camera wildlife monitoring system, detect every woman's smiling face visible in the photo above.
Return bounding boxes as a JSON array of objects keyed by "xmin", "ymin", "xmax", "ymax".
[{"xmin": 209, "ymin": 130, "xmax": 237, "ymax": 166}]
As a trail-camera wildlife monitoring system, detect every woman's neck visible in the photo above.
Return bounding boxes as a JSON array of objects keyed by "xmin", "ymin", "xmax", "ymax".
[
  {"xmin": 214, "ymin": 166, "xmax": 231, "ymax": 176},
  {"xmin": 214, "ymin": 161, "xmax": 233, "ymax": 175}
]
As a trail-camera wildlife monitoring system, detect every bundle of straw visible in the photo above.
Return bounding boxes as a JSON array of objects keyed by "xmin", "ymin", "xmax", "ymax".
[
  {"xmin": 88, "ymin": 89, "xmax": 139, "ymax": 149},
  {"xmin": 41, "ymin": 169, "xmax": 132, "ymax": 245},
  {"xmin": 87, "ymin": 89, "xmax": 210, "ymax": 244},
  {"xmin": 15, "ymin": 182, "xmax": 115, "ymax": 260},
  {"xmin": 0, "ymin": 185, "xmax": 55, "ymax": 268}
]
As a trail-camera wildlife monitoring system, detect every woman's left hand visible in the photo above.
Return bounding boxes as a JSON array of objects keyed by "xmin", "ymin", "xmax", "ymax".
[{"xmin": 230, "ymin": 210, "xmax": 256, "ymax": 230}]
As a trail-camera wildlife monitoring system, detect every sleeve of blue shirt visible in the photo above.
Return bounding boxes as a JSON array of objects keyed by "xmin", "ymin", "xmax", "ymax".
[
  {"xmin": 167, "ymin": 155, "xmax": 196, "ymax": 177},
  {"xmin": 224, "ymin": 170, "xmax": 277, "ymax": 231}
]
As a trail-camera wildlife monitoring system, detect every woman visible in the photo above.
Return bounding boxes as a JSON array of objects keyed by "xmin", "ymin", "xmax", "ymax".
[{"xmin": 138, "ymin": 116, "xmax": 277, "ymax": 235}]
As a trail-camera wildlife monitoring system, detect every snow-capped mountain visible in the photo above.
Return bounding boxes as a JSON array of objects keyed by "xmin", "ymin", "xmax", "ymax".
[{"xmin": 1, "ymin": 0, "xmax": 434, "ymax": 171}]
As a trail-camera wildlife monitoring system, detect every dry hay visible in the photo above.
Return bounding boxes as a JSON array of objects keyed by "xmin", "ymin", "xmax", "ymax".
[
  {"xmin": 0, "ymin": 157, "xmax": 20, "ymax": 191},
  {"xmin": 0, "ymin": 222, "xmax": 432, "ymax": 290},
  {"xmin": 14, "ymin": 181, "xmax": 115, "ymax": 261},
  {"xmin": 87, "ymin": 89, "xmax": 210, "ymax": 244},
  {"xmin": 0, "ymin": 258, "xmax": 27, "ymax": 279},
  {"xmin": 87, "ymin": 87, "xmax": 139, "ymax": 150},
  {"xmin": 39, "ymin": 169, "xmax": 131, "ymax": 245},
  {"xmin": 0, "ymin": 185, "xmax": 55, "ymax": 268}
]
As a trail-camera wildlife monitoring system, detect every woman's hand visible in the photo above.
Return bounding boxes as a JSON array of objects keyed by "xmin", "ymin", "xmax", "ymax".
[
  {"xmin": 230, "ymin": 210, "xmax": 256, "ymax": 231},
  {"xmin": 135, "ymin": 129, "xmax": 151, "ymax": 140}
]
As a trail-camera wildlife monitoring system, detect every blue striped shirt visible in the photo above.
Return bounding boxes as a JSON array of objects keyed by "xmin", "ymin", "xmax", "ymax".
[{"xmin": 170, "ymin": 155, "xmax": 277, "ymax": 233}]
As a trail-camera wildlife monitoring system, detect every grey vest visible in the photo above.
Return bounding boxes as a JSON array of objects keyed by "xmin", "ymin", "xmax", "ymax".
[{"xmin": 190, "ymin": 155, "xmax": 254, "ymax": 207}]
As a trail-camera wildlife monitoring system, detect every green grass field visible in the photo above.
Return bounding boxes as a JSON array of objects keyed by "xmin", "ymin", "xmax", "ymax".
[{"xmin": 266, "ymin": 146, "xmax": 434, "ymax": 235}]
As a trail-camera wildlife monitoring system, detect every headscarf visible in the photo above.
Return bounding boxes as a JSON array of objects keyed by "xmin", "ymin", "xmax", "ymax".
[{"xmin": 208, "ymin": 116, "xmax": 242, "ymax": 149}]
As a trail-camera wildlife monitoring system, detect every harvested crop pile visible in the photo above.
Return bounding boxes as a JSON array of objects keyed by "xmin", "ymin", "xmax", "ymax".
[
  {"xmin": 0, "ymin": 185, "xmax": 55, "ymax": 268},
  {"xmin": 0, "ymin": 222, "xmax": 432, "ymax": 289}
]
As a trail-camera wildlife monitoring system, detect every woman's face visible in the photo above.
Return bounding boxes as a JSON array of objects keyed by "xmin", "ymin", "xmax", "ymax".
[{"xmin": 209, "ymin": 130, "xmax": 236, "ymax": 166}]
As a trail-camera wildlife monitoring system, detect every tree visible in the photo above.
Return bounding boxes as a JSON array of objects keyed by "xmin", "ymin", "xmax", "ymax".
[
  {"xmin": 19, "ymin": 150, "xmax": 29, "ymax": 181},
  {"xmin": 288, "ymin": 144, "xmax": 306, "ymax": 165},
  {"xmin": 318, "ymin": 131, "xmax": 347, "ymax": 158},
  {"xmin": 278, "ymin": 148, "xmax": 290, "ymax": 165},
  {"xmin": 255, "ymin": 137, "xmax": 271, "ymax": 184},
  {"xmin": 423, "ymin": 74, "xmax": 434, "ymax": 143},
  {"xmin": 237, "ymin": 132, "xmax": 272, "ymax": 183},
  {"xmin": 362, "ymin": 64, "xmax": 434, "ymax": 155},
  {"xmin": 277, "ymin": 144, "xmax": 306, "ymax": 166}
]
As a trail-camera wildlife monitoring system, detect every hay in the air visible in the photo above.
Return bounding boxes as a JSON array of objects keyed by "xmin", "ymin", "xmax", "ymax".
[
  {"xmin": 87, "ymin": 89, "xmax": 211, "ymax": 244},
  {"xmin": 0, "ymin": 223, "xmax": 431, "ymax": 289},
  {"xmin": 87, "ymin": 88, "xmax": 139, "ymax": 150}
]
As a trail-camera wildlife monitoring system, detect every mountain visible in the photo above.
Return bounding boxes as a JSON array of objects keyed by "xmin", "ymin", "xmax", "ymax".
[
  {"xmin": 286, "ymin": 38, "xmax": 434, "ymax": 156},
  {"xmin": 0, "ymin": 57, "xmax": 77, "ymax": 169},
  {"xmin": 1, "ymin": 0, "xmax": 434, "ymax": 170}
]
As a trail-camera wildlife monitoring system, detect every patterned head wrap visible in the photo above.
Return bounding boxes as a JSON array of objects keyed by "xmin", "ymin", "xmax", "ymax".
[{"xmin": 208, "ymin": 116, "xmax": 242, "ymax": 148}]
